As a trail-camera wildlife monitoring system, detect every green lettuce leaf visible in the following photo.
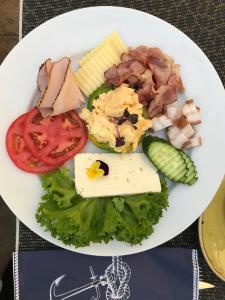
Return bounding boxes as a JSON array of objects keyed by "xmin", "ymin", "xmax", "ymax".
[{"xmin": 36, "ymin": 168, "xmax": 169, "ymax": 248}]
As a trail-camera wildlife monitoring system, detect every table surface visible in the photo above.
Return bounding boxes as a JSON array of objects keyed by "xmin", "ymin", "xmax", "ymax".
[{"xmin": 13, "ymin": 0, "xmax": 225, "ymax": 299}]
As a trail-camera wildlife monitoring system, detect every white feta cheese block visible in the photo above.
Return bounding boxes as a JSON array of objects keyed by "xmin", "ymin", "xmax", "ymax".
[{"xmin": 74, "ymin": 153, "xmax": 161, "ymax": 198}]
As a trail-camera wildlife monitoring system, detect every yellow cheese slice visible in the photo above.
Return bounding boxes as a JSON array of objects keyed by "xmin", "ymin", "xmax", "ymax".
[{"xmin": 75, "ymin": 32, "xmax": 128, "ymax": 96}]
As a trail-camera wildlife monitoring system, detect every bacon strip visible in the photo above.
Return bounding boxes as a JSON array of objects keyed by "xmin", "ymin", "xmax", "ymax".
[
  {"xmin": 168, "ymin": 64, "xmax": 184, "ymax": 93},
  {"xmin": 148, "ymin": 85, "xmax": 177, "ymax": 118},
  {"xmin": 137, "ymin": 69, "xmax": 155, "ymax": 104},
  {"xmin": 105, "ymin": 46, "xmax": 184, "ymax": 118},
  {"xmin": 104, "ymin": 60, "xmax": 146, "ymax": 87}
]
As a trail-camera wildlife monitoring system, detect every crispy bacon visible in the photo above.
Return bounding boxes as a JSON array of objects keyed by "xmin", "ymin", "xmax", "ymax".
[
  {"xmin": 137, "ymin": 69, "xmax": 156, "ymax": 104},
  {"xmin": 148, "ymin": 85, "xmax": 177, "ymax": 118},
  {"xmin": 104, "ymin": 65, "xmax": 120, "ymax": 86},
  {"xmin": 148, "ymin": 55, "xmax": 173, "ymax": 90},
  {"xmin": 105, "ymin": 46, "xmax": 184, "ymax": 118},
  {"xmin": 168, "ymin": 64, "xmax": 184, "ymax": 93},
  {"xmin": 104, "ymin": 60, "xmax": 146, "ymax": 87},
  {"xmin": 120, "ymin": 52, "xmax": 133, "ymax": 63}
]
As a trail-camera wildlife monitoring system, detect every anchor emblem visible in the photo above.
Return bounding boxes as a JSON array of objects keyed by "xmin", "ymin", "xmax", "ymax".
[{"xmin": 49, "ymin": 256, "xmax": 131, "ymax": 300}]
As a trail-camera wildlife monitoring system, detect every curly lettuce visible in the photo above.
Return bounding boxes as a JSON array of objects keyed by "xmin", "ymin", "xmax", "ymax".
[{"xmin": 36, "ymin": 168, "xmax": 169, "ymax": 248}]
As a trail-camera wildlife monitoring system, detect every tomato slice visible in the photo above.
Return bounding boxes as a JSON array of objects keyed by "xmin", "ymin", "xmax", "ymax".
[
  {"xmin": 23, "ymin": 108, "xmax": 87, "ymax": 165},
  {"xmin": 6, "ymin": 113, "xmax": 60, "ymax": 174}
]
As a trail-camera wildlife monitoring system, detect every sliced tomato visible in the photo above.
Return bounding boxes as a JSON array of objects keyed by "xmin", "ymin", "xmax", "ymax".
[
  {"xmin": 6, "ymin": 113, "xmax": 60, "ymax": 174},
  {"xmin": 23, "ymin": 108, "xmax": 87, "ymax": 165}
]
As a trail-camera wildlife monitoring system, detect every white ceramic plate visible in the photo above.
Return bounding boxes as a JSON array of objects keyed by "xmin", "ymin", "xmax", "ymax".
[{"xmin": 0, "ymin": 6, "xmax": 224, "ymax": 256}]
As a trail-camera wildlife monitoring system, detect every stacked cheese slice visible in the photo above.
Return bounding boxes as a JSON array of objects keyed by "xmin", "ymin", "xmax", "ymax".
[{"xmin": 74, "ymin": 32, "xmax": 127, "ymax": 96}]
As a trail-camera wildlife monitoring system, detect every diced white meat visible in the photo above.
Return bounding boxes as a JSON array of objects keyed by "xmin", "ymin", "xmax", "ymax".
[
  {"xmin": 166, "ymin": 105, "xmax": 182, "ymax": 122},
  {"xmin": 167, "ymin": 117, "xmax": 196, "ymax": 149},
  {"xmin": 174, "ymin": 116, "xmax": 189, "ymax": 128},
  {"xmin": 186, "ymin": 111, "xmax": 201, "ymax": 125},
  {"xmin": 167, "ymin": 125, "xmax": 180, "ymax": 140},
  {"xmin": 183, "ymin": 133, "xmax": 202, "ymax": 149},
  {"xmin": 181, "ymin": 124, "xmax": 195, "ymax": 138},
  {"xmin": 182, "ymin": 100, "xmax": 195, "ymax": 115},
  {"xmin": 170, "ymin": 132, "xmax": 190, "ymax": 149},
  {"xmin": 174, "ymin": 117, "xmax": 195, "ymax": 138},
  {"xmin": 182, "ymin": 100, "xmax": 201, "ymax": 125},
  {"xmin": 152, "ymin": 115, "xmax": 173, "ymax": 131}
]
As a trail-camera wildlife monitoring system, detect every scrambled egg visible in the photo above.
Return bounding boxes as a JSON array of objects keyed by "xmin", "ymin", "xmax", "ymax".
[{"xmin": 80, "ymin": 85, "xmax": 152, "ymax": 152}]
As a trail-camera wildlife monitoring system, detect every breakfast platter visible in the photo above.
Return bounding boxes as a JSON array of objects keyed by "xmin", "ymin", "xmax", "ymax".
[{"xmin": 0, "ymin": 7, "xmax": 224, "ymax": 256}]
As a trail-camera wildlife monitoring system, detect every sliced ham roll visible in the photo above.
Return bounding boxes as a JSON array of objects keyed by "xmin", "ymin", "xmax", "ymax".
[
  {"xmin": 37, "ymin": 58, "xmax": 53, "ymax": 92},
  {"xmin": 182, "ymin": 100, "xmax": 201, "ymax": 125},
  {"xmin": 152, "ymin": 115, "xmax": 173, "ymax": 131},
  {"xmin": 37, "ymin": 57, "xmax": 84, "ymax": 117}
]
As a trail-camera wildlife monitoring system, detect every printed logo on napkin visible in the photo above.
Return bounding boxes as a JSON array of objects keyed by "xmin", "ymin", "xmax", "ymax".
[{"xmin": 13, "ymin": 248, "xmax": 198, "ymax": 300}]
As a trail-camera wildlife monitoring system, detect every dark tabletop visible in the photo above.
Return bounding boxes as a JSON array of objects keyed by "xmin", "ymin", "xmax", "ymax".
[{"xmin": 3, "ymin": 1, "xmax": 225, "ymax": 299}]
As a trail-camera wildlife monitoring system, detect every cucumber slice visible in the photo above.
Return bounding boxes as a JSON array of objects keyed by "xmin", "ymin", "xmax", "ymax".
[
  {"xmin": 179, "ymin": 151, "xmax": 198, "ymax": 185},
  {"xmin": 142, "ymin": 135, "xmax": 198, "ymax": 185},
  {"xmin": 142, "ymin": 136, "xmax": 188, "ymax": 182},
  {"xmin": 87, "ymin": 84, "xmax": 113, "ymax": 111}
]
